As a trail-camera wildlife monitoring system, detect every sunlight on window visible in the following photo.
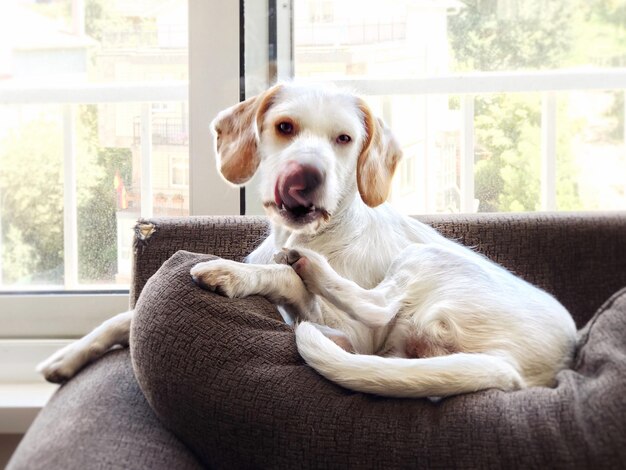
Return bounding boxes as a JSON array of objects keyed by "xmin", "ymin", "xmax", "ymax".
[
  {"xmin": 292, "ymin": 0, "xmax": 626, "ymax": 214},
  {"xmin": 0, "ymin": 0, "xmax": 188, "ymax": 290}
]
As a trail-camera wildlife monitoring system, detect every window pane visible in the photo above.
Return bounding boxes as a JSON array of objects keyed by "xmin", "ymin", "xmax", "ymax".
[
  {"xmin": 292, "ymin": 0, "xmax": 626, "ymax": 214},
  {"xmin": 0, "ymin": 0, "xmax": 188, "ymax": 290},
  {"xmin": 473, "ymin": 93, "xmax": 542, "ymax": 212},
  {"xmin": 0, "ymin": 105, "xmax": 65, "ymax": 287},
  {"xmin": 557, "ymin": 90, "xmax": 626, "ymax": 211}
]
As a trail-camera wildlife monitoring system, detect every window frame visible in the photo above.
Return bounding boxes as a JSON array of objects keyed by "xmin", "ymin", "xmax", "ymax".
[{"xmin": 0, "ymin": 0, "xmax": 242, "ymax": 389}]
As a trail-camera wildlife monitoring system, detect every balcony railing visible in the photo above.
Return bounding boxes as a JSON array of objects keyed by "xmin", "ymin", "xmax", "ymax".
[{"xmin": 132, "ymin": 115, "xmax": 189, "ymax": 146}]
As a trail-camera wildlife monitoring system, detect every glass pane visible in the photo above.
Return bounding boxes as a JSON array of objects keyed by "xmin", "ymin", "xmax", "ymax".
[
  {"xmin": 0, "ymin": 105, "xmax": 65, "ymax": 288},
  {"xmin": 473, "ymin": 93, "xmax": 542, "ymax": 212},
  {"xmin": 291, "ymin": 0, "xmax": 626, "ymax": 214},
  {"xmin": 447, "ymin": 1, "xmax": 626, "ymax": 73},
  {"xmin": 557, "ymin": 90, "xmax": 626, "ymax": 211},
  {"xmin": 0, "ymin": 0, "xmax": 188, "ymax": 290}
]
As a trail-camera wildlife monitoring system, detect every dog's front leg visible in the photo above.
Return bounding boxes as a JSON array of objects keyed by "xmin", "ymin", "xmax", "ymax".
[{"xmin": 190, "ymin": 260, "xmax": 320, "ymax": 322}]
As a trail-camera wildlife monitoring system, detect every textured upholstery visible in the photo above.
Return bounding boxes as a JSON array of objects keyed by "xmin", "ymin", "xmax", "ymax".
[
  {"xmin": 132, "ymin": 250, "xmax": 626, "ymax": 469},
  {"xmin": 131, "ymin": 216, "xmax": 269, "ymax": 307},
  {"xmin": 7, "ymin": 350, "xmax": 203, "ymax": 470},
  {"xmin": 10, "ymin": 212, "xmax": 626, "ymax": 469}
]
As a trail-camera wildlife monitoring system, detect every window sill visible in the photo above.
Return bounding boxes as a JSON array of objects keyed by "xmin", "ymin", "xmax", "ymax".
[{"xmin": 0, "ymin": 383, "xmax": 58, "ymax": 433}]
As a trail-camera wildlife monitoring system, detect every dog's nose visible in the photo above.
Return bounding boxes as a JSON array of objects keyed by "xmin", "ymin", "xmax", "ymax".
[{"xmin": 275, "ymin": 162, "xmax": 323, "ymax": 209}]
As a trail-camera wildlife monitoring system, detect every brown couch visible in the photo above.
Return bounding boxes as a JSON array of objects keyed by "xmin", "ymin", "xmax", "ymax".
[{"xmin": 8, "ymin": 213, "xmax": 626, "ymax": 469}]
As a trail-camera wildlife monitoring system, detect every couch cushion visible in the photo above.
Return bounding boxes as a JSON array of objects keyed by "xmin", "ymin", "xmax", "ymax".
[
  {"xmin": 8, "ymin": 349, "xmax": 204, "ymax": 470},
  {"xmin": 132, "ymin": 250, "xmax": 626, "ymax": 469}
]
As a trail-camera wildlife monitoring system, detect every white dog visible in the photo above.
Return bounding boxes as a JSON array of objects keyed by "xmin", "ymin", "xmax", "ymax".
[{"xmin": 39, "ymin": 83, "xmax": 577, "ymax": 397}]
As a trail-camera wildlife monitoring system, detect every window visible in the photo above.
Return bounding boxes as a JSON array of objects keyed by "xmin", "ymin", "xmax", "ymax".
[
  {"xmin": 5, "ymin": 0, "xmax": 619, "ymax": 291},
  {"xmin": 0, "ymin": 0, "xmax": 190, "ymax": 292},
  {"xmin": 0, "ymin": 1, "xmax": 240, "ymax": 347},
  {"xmin": 246, "ymin": 0, "xmax": 626, "ymax": 215}
]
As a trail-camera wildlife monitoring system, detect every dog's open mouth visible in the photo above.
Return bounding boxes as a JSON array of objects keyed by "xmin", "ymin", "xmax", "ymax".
[
  {"xmin": 269, "ymin": 167, "xmax": 330, "ymax": 227},
  {"xmin": 264, "ymin": 201, "xmax": 329, "ymax": 226}
]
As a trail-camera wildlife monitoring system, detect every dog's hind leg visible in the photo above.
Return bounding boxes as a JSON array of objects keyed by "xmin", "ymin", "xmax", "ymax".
[{"xmin": 277, "ymin": 248, "xmax": 398, "ymax": 328}]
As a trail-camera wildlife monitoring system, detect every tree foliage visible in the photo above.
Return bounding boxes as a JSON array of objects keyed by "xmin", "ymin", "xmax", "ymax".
[
  {"xmin": 77, "ymin": 105, "xmax": 132, "ymax": 283},
  {"xmin": 0, "ymin": 120, "xmax": 64, "ymax": 284},
  {"xmin": 449, "ymin": 0, "xmax": 580, "ymax": 72},
  {"xmin": 0, "ymin": 106, "xmax": 131, "ymax": 285},
  {"xmin": 473, "ymin": 94, "xmax": 542, "ymax": 212},
  {"xmin": 448, "ymin": 0, "xmax": 587, "ymax": 212}
]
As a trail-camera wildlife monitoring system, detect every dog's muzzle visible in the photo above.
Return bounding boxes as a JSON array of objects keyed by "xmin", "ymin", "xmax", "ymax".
[{"xmin": 269, "ymin": 162, "xmax": 328, "ymax": 226}]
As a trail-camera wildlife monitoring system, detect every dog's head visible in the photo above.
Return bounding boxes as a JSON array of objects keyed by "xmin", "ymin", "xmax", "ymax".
[{"xmin": 212, "ymin": 83, "xmax": 402, "ymax": 233}]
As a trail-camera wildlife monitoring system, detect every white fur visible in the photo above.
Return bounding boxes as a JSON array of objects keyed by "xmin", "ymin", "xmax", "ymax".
[
  {"xmin": 39, "ymin": 84, "xmax": 577, "ymax": 398},
  {"xmin": 36, "ymin": 310, "xmax": 132, "ymax": 383}
]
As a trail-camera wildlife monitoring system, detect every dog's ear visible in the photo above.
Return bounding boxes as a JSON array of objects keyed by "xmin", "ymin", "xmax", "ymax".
[
  {"xmin": 212, "ymin": 85, "xmax": 282, "ymax": 186},
  {"xmin": 356, "ymin": 100, "xmax": 403, "ymax": 207}
]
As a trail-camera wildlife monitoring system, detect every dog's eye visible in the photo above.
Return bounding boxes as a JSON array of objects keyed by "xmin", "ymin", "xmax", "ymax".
[
  {"xmin": 336, "ymin": 134, "xmax": 352, "ymax": 144},
  {"xmin": 276, "ymin": 121, "xmax": 294, "ymax": 135}
]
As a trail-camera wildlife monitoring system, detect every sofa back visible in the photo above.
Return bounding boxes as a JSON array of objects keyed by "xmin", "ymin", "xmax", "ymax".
[{"xmin": 131, "ymin": 212, "xmax": 626, "ymax": 328}]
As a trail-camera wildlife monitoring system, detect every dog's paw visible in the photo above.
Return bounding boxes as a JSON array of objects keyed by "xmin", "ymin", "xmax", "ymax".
[
  {"xmin": 274, "ymin": 249, "xmax": 314, "ymax": 280},
  {"xmin": 37, "ymin": 341, "xmax": 95, "ymax": 384},
  {"xmin": 273, "ymin": 248, "xmax": 300, "ymax": 266},
  {"xmin": 500, "ymin": 369, "xmax": 526, "ymax": 392},
  {"xmin": 190, "ymin": 259, "xmax": 253, "ymax": 298},
  {"xmin": 491, "ymin": 361, "xmax": 527, "ymax": 392},
  {"xmin": 274, "ymin": 248, "xmax": 332, "ymax": 295}
]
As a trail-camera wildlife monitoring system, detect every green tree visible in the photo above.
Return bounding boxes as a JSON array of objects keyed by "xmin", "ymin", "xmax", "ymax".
[
  {"xmin": 76, "ymin": 105, "xmax": 132, "ymax": 283},
  {"xmin": 0, "ymin": 120, "xmax": 64, "ymax": 284},
  {"xmin": 473, "ymin": 94, "xmax": 542, "ymax": 212},
  {"xmin": 85, "ymin": 0, "xmax": 158, "ymax": 46},
  {"xmin": 576, "ymin": 1, "xmax": 626, "ymax": 143},
  {"xmin": 448, "ymin": 0, "xmax": 584, "ymax": 212},
  {"xmin": 0, "ymin": 106, "xmax": 132, "ymax": 286},
  {"xmin": 77, "ymin": 148, "xmax": 132, "ymax": 283},
  {"xmin": 448, "ymin": 0, "xmax": 581, "ymax": 72}
]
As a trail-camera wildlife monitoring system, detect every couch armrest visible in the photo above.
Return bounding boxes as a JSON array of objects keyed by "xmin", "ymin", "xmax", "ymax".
[
  {"xmin": 130, "ymin": 216, "xmax": 269, "ymax": 307},
  {"xmin": 130, "ymin": 212, "xmax": 626, "ymax": 326}
]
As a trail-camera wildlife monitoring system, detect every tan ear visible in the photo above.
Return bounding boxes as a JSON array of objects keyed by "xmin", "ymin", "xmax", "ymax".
[
  {"xmin": 212, "ymin": 85, "xmax": 282, "ymax": 185},
  {"xmin": 356, "ymin": 100, "xmax": 403, "ymax": 207}
]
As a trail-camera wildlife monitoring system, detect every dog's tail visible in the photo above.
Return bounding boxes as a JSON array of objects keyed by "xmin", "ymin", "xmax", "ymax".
[{"xmin": 295, "ymin": 322, "xmax": 525, "ymax": 398}]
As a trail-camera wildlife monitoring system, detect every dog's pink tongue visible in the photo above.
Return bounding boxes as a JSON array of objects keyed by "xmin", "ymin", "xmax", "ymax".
[{"xmin": 276, "ymin": 166, "xmax": 310, "ymax": 209}]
